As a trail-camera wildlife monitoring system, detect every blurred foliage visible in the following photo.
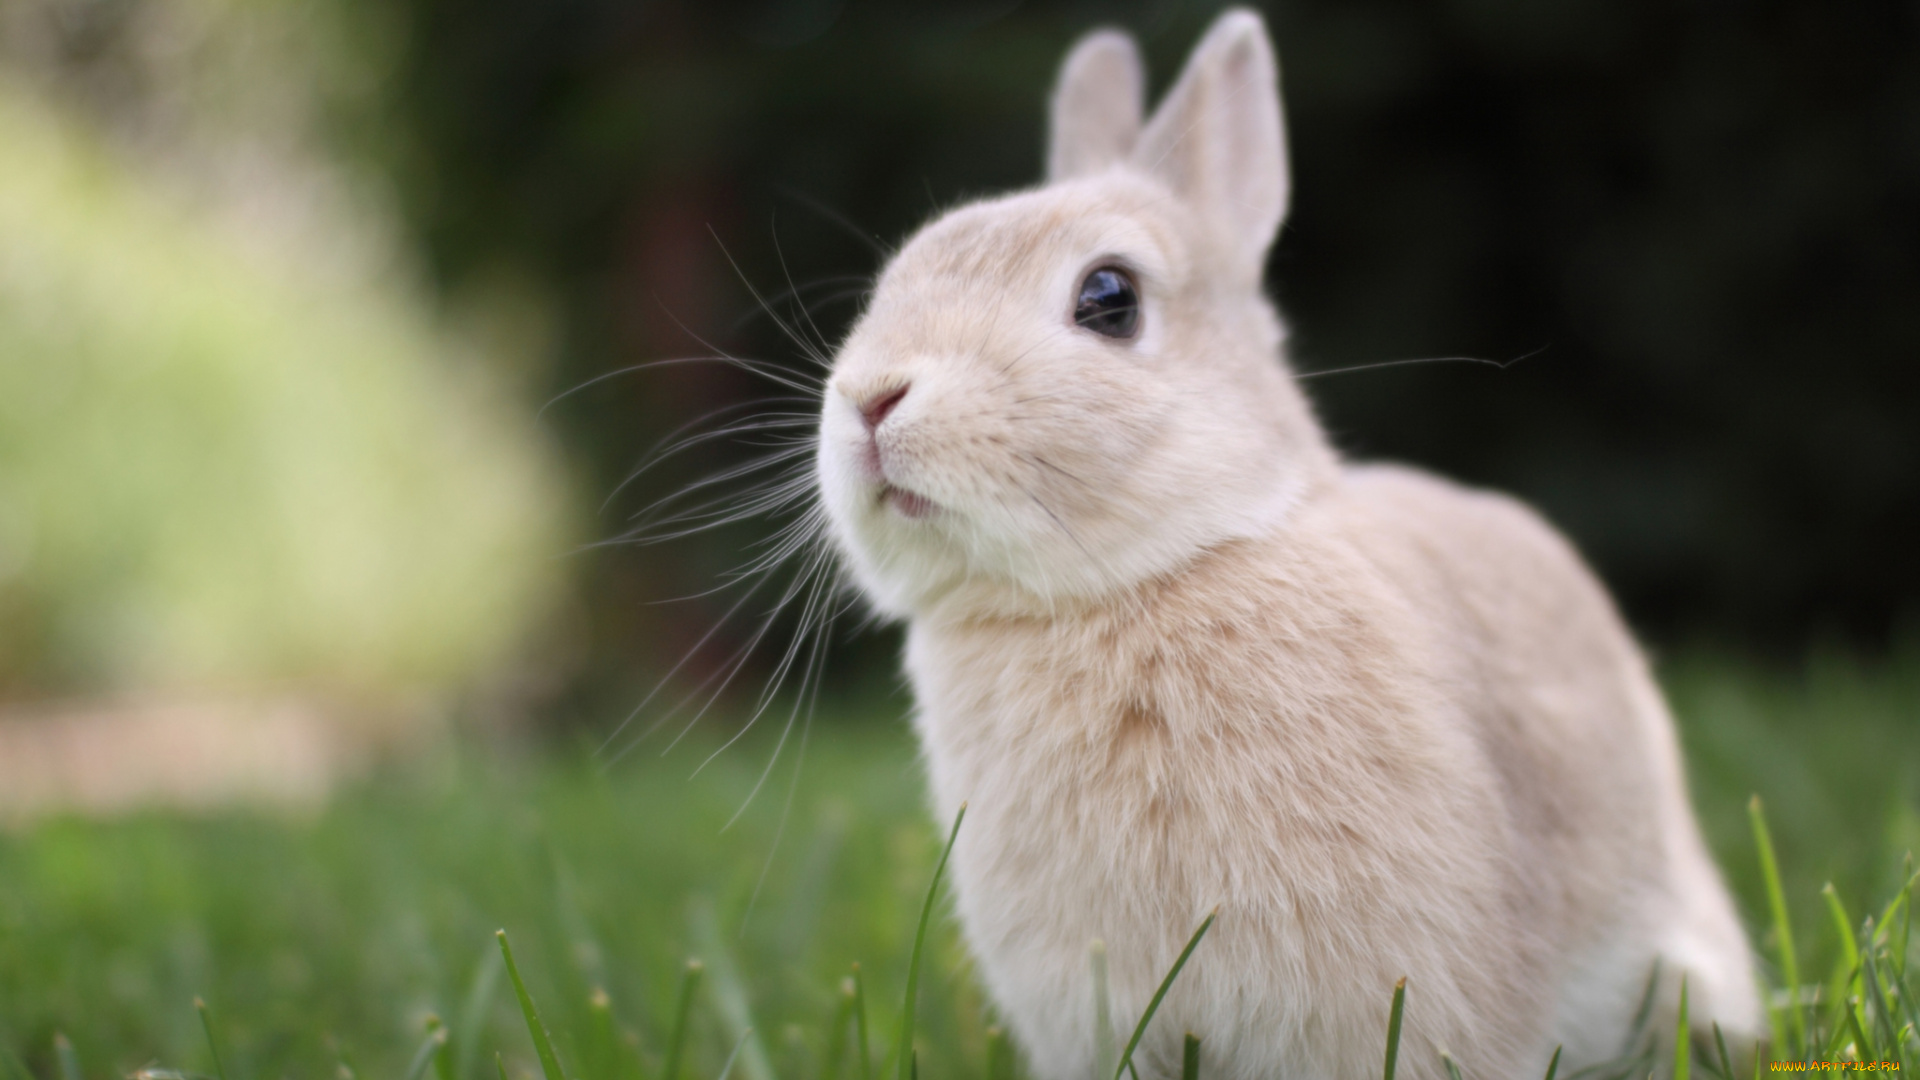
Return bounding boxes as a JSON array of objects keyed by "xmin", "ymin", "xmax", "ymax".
[
  {"xmin": 0, "ymin": 29, "xmax": 571, "ymax": 700},
  {"xmin": 4, "ymin": 0, "xmax": 1915, "ymax": 705},
  {"xmin": 328, "ymin": 0, "xmax": 1917, "ymax": 693}
]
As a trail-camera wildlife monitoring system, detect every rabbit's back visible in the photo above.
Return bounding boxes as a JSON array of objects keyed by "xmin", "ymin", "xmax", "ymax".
[{"xmin": 1332, "ymin": 464, "xmax": 1759, "ymax": 1053}]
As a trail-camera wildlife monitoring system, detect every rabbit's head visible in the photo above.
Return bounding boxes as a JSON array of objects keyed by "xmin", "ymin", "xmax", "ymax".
[{"xmin": 818, "ymin": 9, "xmax": 1336, "ymax": 617}]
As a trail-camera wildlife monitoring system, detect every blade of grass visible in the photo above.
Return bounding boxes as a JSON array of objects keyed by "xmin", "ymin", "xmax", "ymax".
[
  {"xmin": 984, "ymin": 1026, "xmax": 1012, "ymax": 1080},
  {"xmin": 851, "ymin": 964, "xmax": 872, "ymax": 1080},
  {"xmin": 404, "ymin": 1028, "xmax": 450, "ymax": 1080},
  {"xmin": 1865, "ymin": 940, "xmax": 1906, "ymax": 1054},
  {"xmin": 1091, "ymin": 941, "xmax": 1116, "ymax": 1080},
  {"xmin": 1712, "ymin": 1023, "xmax": 1733, "ymax": 1080},
  {"xmin": 824, "ymin": 978, "xmax": 856, "ymax": 1080},
  {"xmin": 1840, "ymin": 997, "xmax": 1872, "ymax": 1064},
  {"xmin": 715, "ymin": 1031, "xmax": 751, "ymax": 1080},
  {"xmin": 895, "ymin": 803, "xmax": 966, "ymax": 1080},
  {"xmin": 53, "ymin": 1034, "xmax": 79, "ymax": 1080},
  {"xmin": 497, "ymin": 930, "xmax": 567, "ymax": 1080},
  {"xmin": 1542, "ymin": 1046, "xmax": 1561, "ymax": 1080},
  {"xmin": 496, "ymin": 1052, "xmax": 511, "ymax": 1080},
  {"xmin": 455, "ymin": 947, "xmax": 504, "ymax": 1080},
  {"xmin": 1900, "ymin": 966, "xmax": 1920, "ymax": 1047},
  {"xmin": 426, "ymin": 1016, "xmax": 455, "ymax": 1080},
  {"xmin": 1824, "ymin": 884, "xmax": 1867, "ymax": 1039},
  {"xmin": 1382, "ymin": 978, "xmax": 1407, "ymax": 1080},
  {"xmin": 1896, "ymin": 862, "xmax": 1915, "ymax": 983},
  {"xmin": 688, "ymin": 900, "xmax": 773, "ymax": 1080},
  {"xmin": 662, "ymin": 960, "xmax": 703, "ymax": 1080},
  {"xmin": 193, "ymin": 999, "xmax": 228, "ymax": 1080},
  {"xmin": 328, "ymin": 1034, "xmax": 360, "ymax": 1080},
  {"xmin": 2, "ymin": 1042, "xmax": 36, "ymax": 1080},
  {"xmin": 1112, "ymin": 909, "xmax": 1217, "ymax": 1080},
  {"xmin": 1622, "ymin": 960, "xmax": 1663, "ymax": 1059},
  {"xmin": 1823, "ymin": 981, "xmax": 1858, "ymax": 1060},
  {"xmin": 1440, "ymin": 1051, "xmax": 1464, "ymax": 1080},
  {"xmin": 586, "ymin": 992, "xmax": 615, "ymax": 1080},
  {"xmin": 1751, "ymin": 796, "xmax": 1806, "ymax": 1055},
  {"xmin": 1872, "ymin": 865, "xmax": 1916, "ymax": 947},
  {"xmin": 1675, "ymin": 976, "xmax": 1691, "ymax": 1080},
  {"xmin": 1871, "ymin": 866, "xmax": 1916, "ymax": 1003},
  {"xmin": 1181, "ymin": 1035, "xmax": 1199, "ymax": 1080}
]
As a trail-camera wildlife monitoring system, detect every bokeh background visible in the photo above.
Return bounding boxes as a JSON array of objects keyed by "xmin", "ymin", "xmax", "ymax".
[
  {"xmin": 3, "ymin": 0, "xmax": 1918, "ymax": 751},
  {"xmin": 4, "ymin": 2, "xmax": 1919, "ymax": 1075}
]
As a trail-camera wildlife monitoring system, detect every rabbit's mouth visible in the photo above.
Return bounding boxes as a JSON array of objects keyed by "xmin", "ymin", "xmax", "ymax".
[{"xmin": 879, "ymin": 483, "xmax": 935, "ymax": 519}]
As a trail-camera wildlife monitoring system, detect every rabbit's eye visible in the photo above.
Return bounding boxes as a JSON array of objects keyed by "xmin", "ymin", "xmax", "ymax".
[{"xmin": 1073, "ymin": 267, "xmax": 1139, "ymax": 340}]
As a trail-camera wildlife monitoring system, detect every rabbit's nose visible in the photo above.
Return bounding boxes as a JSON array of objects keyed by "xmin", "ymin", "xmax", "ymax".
[{"xmin": 858, "ymin": 384, "xmax": 910, "ymax": 431}]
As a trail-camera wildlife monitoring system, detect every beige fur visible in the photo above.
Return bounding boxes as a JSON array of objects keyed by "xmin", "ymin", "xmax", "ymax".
[{"xmin": 812, "ymin": 10, "xmax": 1758, "ymax": 1076}]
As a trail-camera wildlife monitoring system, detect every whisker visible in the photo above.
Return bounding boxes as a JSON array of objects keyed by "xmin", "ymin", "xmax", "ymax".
[
  {"xmin": 708, "ymin": 225, "xmax": 833, "ymax": 371},
  {"xmin": 770, "ymin": 213, "xmax": 845, "ymax": 368},
  {"xmin": 665, "ymin": 540, "xmax": 833, "ymax": 762},
  {"xmin": 645, "ymin": 603, "xmax": 793, "ymax": 760},
  {"xmin": 613, "ymin": 475, "xmax": 818, "ymax": 550},
  {"xmin": 1025, "ymin": 487, "xmax": 1094, "ymax": 563},
  {"xmin": 1293, "ymin": 345, "xmax": 1547, "ymax": 381},
  {"xmin": 650, "ymin": 300, "xmax": 828, "ymax": 397},
  {"xmin": 602, "ymin": 408, "xmax": 816, "ymax": 515},
  {"xmin": 691, "ymin": 545, "xmax": 836, "ymax": 779},
  {"xmin": 541, "ymin": 354, "xmax": 817, "ymax": 419},
  {"xmin": 617, "ymin": 445, "xmax": 817, "ymax": 532},
  {"xmin": 649, "ymin": 506, "xmax": 827, "ymax": 604},
  {"xmin": 728, "ymin": 274, "xmax": 873, "ymax": 335},
  {"xmin": 718, "ymin": 575, "xmax": 834, "ymax": 829},
  {"xmin": 1020, "ymin": 452, "xmax": 1085, "ymax": 487},
  {"xmin": 771, "ymin": 183, "xmax": 894, "ymax": 260},
  {"xmin": 734, "ymin": 553, "xmax": 839, "ymax": 934},
  {"xmin": 596, "ymin": 573, "xmax": 781, "ymax": 758}
]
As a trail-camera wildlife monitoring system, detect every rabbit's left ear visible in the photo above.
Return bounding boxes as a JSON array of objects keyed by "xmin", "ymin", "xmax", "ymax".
[
  {"xmin": 1132, "ymin": 9, "xmax": 1290, "ymax": 280},
  {"xmin": 1047, "ymin": 28, "xmax": 1145, "ymax": 182}
]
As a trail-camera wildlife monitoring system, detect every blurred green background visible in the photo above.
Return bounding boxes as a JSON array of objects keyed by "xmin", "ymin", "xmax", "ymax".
[{"xmin": 3, "ymin": 0, "xmax": 1917, "ymax": 716}]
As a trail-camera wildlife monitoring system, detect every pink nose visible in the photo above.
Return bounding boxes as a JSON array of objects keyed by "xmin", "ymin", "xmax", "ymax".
[{"xmin": 859, "ymin": 384, "xmax": 909, "ymax": 430}]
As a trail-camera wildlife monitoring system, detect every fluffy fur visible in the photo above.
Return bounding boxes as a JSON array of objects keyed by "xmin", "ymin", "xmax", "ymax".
[{"xmin": 812, "ymin": 10, "xmax": 1758, "ymax": 1077}]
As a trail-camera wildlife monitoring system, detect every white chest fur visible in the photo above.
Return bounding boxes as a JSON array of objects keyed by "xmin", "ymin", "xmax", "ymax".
[{"xmin": 900, "ymin": 535, "xmax": 1558, "ymax": 1080}]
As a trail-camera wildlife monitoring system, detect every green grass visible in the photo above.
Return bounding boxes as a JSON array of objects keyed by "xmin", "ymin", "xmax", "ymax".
[{"xmin": 1, "ymin": 649, "xmax": 1917, "ymax": 1078}]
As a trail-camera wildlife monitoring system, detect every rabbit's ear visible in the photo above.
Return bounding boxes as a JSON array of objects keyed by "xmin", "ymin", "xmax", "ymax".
[
  {"xmin": 1047, "ymin": 29, "xmax": 1145, "ymax": 183},
  {"xmin": 1132, "ymin": 9, "xmax": 1289, "ymax": 279}
]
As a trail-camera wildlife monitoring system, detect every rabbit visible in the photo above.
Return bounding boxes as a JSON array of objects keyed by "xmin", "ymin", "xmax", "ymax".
[{"xmin": 810, "ymin": 9, "xmax": 1760, "ymax": 1078}]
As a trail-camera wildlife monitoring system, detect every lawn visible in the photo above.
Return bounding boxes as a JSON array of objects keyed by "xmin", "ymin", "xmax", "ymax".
[{"xmin": 2, "ymin": 649, "xmax": 1916, "ymax": 1079}]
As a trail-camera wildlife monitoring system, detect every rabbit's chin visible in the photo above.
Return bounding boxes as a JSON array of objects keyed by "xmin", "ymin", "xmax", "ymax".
[{"xmin": 815, "ymin": 420, "xmax": 1314, "ymax": 621}]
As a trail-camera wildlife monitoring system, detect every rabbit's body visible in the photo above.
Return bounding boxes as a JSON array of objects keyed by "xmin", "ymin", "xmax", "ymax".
[
  {"xmin": 910, "ymin": 463, "xmax": 1753, "ymax": 1077},
  {"xmin": 811, "ymin": 9, "xmax": 1757, "ymax": 1074}
]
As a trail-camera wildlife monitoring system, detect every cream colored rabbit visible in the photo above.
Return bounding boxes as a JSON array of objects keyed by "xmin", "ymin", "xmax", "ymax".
[{"xmin": 812, "ymin": 9, "xmax": 1759, "ymax": 1077}]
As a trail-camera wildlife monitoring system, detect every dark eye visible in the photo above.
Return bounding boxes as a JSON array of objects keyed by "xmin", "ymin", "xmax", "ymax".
[{"xmin": 1073, "ymin": 266, "xmax": 1140, "ymax": 340}]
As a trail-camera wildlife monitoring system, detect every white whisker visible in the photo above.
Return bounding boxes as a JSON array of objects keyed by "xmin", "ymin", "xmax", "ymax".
[{"xmin": 1292, "ymin": 345, "xmax": 1546, "ymax": 381}]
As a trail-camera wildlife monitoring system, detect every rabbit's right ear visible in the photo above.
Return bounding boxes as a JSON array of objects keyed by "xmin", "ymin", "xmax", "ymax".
[
  {"xmin": 1046, "ymin": 29, "xmax": 1145, "ymax": 183},
  {"xmin": 1131, "ymin": 9, "xmax": 1289, "ymax": 282}
]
